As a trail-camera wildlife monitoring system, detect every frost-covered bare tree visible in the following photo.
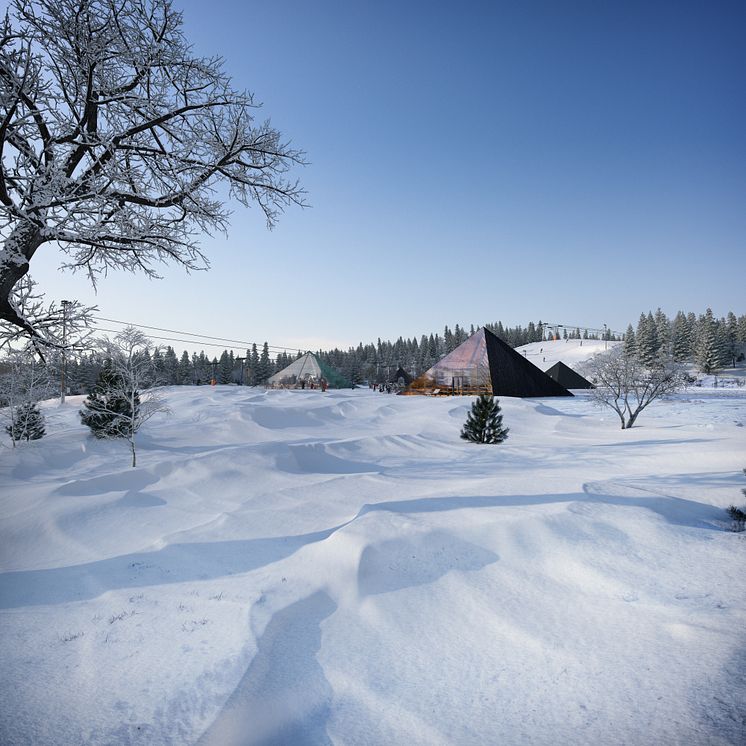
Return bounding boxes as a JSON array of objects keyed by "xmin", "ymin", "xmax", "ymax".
[
  {"xmin": 80, "ymin": 325, "xmax": 168, "ymax": 466},
  {"xmin": 0, "ymin": 0, "xmax": 305, "ymax": 345},
  {"xmin": 585, "ymin": 346, "xmax": 685, "ymax": 429}
]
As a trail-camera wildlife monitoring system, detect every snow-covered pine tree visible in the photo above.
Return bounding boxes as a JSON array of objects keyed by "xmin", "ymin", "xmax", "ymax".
[
  {"xmin": 444, "ymin": 326, "xmax": 455, "ymax": 353},
  {"xmin": 178, "ymin": 351, "xmax": 192, "ymax": 385},
  {"xmin": 193, "ymin": 352, "xmax": 208, "ymax": 384},
  {"xmin": 636, "ymin": 312, "xmax": 659, "ymax": 366},
  {"xmin": 624, "ymin": 324, "xmax": 636, "ymax": 357},
  {"xmin": 418, "ymin": 334, "xmax": 431, "ymax": 375},
  {"xmin": 5, "ymin": 401, "xmax": 45, "ymax": 442},
  {"xmin": 428, "ymin": 334, "xmax": 438, "ymax": 361},
  {"xmin": 0, "ymin": 349, "xmax": 54, "ymax": 444},
  {"xmin": 671, "ymin": 311, "xmax": 691, "ymax": 361},
  {"xmin": 715, "ymin": 318, "xmax": 731, "ymax": 369},
  {"xmin": 460, "ymin": 394, "xmax": 509, "ymax": 444},
  {"xmin": 218, "ymin": 350, "xmax": 233, "ymax": 384},
  {"xmin": 737, "ymin": 315, "xmax": 746, "ymax": 345},
  {"xmin": 696, "ymin": 309, "xmax": 720, "ymax": 374},
  {"xmin": 248, "ymin": 344, "xmax": 260, "ymax": 386},
  {"xmin": 257, "ymin": 343, "xmax": 271, "ymax": 384},
  {"xmin": 151, "ymin": 348, "xmax": 165, "ymax": 383},
  {"xmin": 725, "ymin": 312, "xmax": 739, "ymax": 367},
  {"xmin": 80, "ymin": 366, "xmax": 140, "ymax": 439},
  {"xmin": 163, "ymin": 347, "xmax": 179, "ymax": 385},
  {"xmin": 654, "ymin": 308, "xmax": 671, "ymax": 356}
]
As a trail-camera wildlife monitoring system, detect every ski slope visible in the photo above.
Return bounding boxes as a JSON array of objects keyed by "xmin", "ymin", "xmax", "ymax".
[
  {"xmin": 515, "ymin": 338, "xmax": 620, "ymax": 372},
  {"xmin": 1, "ymin": 386, "xmax": 745, "ymax": 744}
]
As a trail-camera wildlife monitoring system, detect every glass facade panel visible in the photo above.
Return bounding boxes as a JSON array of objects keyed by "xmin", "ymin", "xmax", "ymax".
[{"xmin": 407, "ymin": 330, "xmax": 493, "ymax": 395}]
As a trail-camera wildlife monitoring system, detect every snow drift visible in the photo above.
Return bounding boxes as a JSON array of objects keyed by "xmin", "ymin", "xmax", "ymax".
[{"xmin": 1, "ymin": 385, "xmax": 745, "ymax": 744}]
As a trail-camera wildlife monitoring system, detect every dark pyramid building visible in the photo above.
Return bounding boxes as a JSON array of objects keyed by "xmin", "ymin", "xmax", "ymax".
[
  {"xmin": 544, "ymin": 361, "xmax": 594, "ymax": 389},
  {"xmin": 390, "ymin": 366, "xmax": 413, "ymax": 386},
  {"xmin": 405, "ymin": 327, "xmax": 573, "ymax": 398}
]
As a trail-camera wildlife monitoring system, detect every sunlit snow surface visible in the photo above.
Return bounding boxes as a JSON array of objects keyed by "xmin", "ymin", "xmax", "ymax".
[{"xmin": 1, "ymin": 385, "xmax": 745, "ymax": 745}]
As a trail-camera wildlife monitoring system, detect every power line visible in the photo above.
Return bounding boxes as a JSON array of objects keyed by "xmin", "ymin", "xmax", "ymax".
[
  {"xmin": 91, "ymin": 316, "xmax": 305, "ymax": 353},
  {"xmin": 91, "ymin": 327, "xmax": 267, "ymax": 353}
]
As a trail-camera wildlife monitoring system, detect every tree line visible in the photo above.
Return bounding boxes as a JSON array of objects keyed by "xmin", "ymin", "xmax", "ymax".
[
  {"xmin": 48, "ymin": 319, "xmax": 604, "ymax": 393},
  {"xmin": 37, "ymin": 309, "xmax": 744, "ymax": 396},
  {"xmin": 625, "ymin": 308, "xmax": 746, "ymax": 374}
]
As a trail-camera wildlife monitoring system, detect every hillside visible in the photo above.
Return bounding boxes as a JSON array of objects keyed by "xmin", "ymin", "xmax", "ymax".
[
  {"xmin": 514, "ymin": 338, "xmax": 621, "ymax": 372},
  {"xmin": 1, "ymin": 386, "xmax": 745, "ymax": 744}
]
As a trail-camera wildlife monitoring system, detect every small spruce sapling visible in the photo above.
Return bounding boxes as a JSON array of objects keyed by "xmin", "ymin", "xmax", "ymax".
[
  {"xmin": 5, "ymin": 401, "xmax": 45, "ymax": 442},
  {"xmin": 461, "ymin": 394, "xmax": 509, "ymax": 444},
  {"xmin": 725, "ymin": 469, "xmax": 746, "ymax": 532}
]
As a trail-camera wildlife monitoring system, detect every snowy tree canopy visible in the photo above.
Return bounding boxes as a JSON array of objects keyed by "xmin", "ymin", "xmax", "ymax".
[{"xmin": 0, "ymin": 0, "xmax": 305, "ymax": 342}]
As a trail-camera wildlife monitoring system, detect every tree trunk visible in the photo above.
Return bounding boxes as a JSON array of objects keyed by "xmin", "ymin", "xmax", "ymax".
[
  {"xmin": 623, "ymin": 415, "xmax": 637, "ymax": 428},
  {"xmin": 0, "ymin": 221, "xmax": 45, "ymax": 335},
  {"xmin": 626, "ymin": 409, "xmax": 642, "ymax": 428},
  {"xmin": 130, "ymin": 439, "xmax": 137, "ymax": 468}
]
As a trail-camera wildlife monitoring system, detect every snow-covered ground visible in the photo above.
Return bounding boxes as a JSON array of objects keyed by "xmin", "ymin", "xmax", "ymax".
[{"xmin": 1, "ymin": 385, "xmax": 745, "ymax": 745}]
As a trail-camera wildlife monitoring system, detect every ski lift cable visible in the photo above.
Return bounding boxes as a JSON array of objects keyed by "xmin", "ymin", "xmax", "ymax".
[{"xmin": 543, "ymin": 321, "xmax": 625, "ymax": 337}]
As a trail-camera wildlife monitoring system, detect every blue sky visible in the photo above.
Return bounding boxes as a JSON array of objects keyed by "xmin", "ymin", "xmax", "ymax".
[{"xmin": 35, "ymin": 0, "xmax": 746, "ymax": 352}]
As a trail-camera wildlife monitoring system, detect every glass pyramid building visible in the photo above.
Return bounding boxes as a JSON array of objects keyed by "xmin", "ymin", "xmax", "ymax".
[
  {"xmin": 405, "ymin": 327, "xmax": 573, "ymax": 397},
  {"xmin": 267, "ymin": 352, "xmax": 350, "ymax": 389}
]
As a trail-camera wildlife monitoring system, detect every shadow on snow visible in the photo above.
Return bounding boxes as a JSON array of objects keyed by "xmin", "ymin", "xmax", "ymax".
[{"xmin": 0, "ymin": 482, "xmax": 725, "ymax": 609}]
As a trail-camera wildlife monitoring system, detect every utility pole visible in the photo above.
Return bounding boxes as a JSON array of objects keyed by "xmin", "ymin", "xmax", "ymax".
[
  {"xmin": 236, "ymin": 357, "xmax": 246, "ymax": 385},
  {"xmin": 60, "ymin": 300, "xmax": 70, "ymax": 404}
]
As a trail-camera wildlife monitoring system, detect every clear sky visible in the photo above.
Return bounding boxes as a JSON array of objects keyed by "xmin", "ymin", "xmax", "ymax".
[{"xmin": 33, "ymin": 0, "xmax": 746, "ymax": 353}]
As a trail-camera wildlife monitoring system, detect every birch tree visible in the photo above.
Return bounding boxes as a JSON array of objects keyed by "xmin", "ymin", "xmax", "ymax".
[
  {"xmin": 80, "ymin": 325, "xmax": 168, "ymax": 466},
  {"xmin": 0, "ymin": 0, "xmax": 305, "ymax": 346},
  {"xmin": 585, "ymin": 346, "xmax": 685, "ymax": 429}
]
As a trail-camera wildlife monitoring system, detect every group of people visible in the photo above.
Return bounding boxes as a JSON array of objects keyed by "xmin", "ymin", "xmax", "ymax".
[
  {"xmin": 298, "ymin": 377, "xmax": 328, "ymax": 391},
  {"xmin": 370, "ymin": 381, "xmax": 401, "ymax": 394}
]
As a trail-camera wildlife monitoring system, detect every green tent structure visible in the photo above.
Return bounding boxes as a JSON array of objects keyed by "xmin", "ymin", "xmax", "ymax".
[
  {"xmin": 404, "ymin": 327, "xmax": 573, "ymax": 398},
  {"xmin": 544, "ymin": 361, "xmax": 595, "ymax": 389},
  {"xmin": 267, "ymin": 352, "xmax": 350, "ymax": 389}
]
